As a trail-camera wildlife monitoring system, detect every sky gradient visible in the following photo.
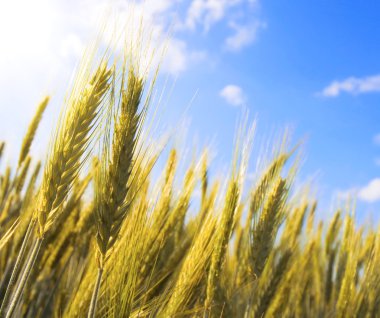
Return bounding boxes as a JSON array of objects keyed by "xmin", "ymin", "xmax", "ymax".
[{"xmin": 1, "ymin": 0, "xmax": 380, "ymax": 221}]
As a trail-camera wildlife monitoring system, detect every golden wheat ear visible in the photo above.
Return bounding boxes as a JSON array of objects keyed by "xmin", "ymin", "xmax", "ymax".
[
  {"xmin": 38, "ymin": 62, "xmax": 113, "ymax": 236},
  {"xmin": 0, "ymin": 142, "xmax": 5, "ymax": 162},
  {"xmin": 88, "ymin": 62, "xmax": 149, "ymax": 318},
  {"xmin": 0, "ymin": 61, "xmax": 113, "ymax": 318},
  {"xmin": 18, "ymin": 96, "xmax": 49, "ymax": 168},
  {"xmin": 94, "ymin": 67, "xmax": 145, "ymax": 258}
]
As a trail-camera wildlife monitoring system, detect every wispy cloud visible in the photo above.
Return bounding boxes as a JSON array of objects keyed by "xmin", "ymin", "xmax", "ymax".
[
  {"xmin": 374, "ymin": 158, "xmax": 380, "ymax": 166},
  {"xmin": 94, "ymin": 0, "xmax": 206, "ymax": 75},
  {"xmin": 0, "ymin": 0, "xmax": 197, "ymax": 163},
  {"xmin": 373, "ymin": 133, "xmax": 380, "ymax": 146},
  {"xmin": 184, "ymin": 0, "xmax": 242, "ymax": 32},
  {"xmin": 160, "ymin": 38, "xmax": 207, "ymax": 75},
  {"xmin": 319, "ymin": 75, "xmax": 380, "ymax": 97},
  {"xmin": 225, "ymin": 21, "xmax": 265, "ymax": 52},
  {"xmin": 220, "ymin": 85, "xmax": 246, "ymax": 106},
  {"xmin": 358, "ymin": 178, "xmax": 380, "ymax": 203},
  {"xmin": 336, "ymin": 178, "xmax": 380, "ymax": 203},
  {"xmin": 0, "ymin": 0, "xmax": 209, "ymax": 78}
]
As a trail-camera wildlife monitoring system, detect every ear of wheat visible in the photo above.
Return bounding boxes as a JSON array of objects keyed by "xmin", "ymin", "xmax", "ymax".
[{"xmin": 0, "ymin": 60, "xmax": 112, "ymax": 318}]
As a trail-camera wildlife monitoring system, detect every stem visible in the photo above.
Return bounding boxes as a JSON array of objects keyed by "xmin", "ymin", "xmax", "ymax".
[
  {"xmin": 0, "ymin": 219, "xmax": 35, "ymax": 318},
  {"xmin": 40, "ymin": 249, "xmax": 74, "ymax": 317},
  {"xmin": 87, "ymin": 267, "xmax": 104, "ymax": 318},
  {"xmin": 5, "ymin": 237, "xmax": 42, "ymax": 318}
]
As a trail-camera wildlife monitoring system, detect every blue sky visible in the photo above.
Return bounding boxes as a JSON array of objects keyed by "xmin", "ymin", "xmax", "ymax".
[{"xmin": 1, "ymin": 0, "xmax": 380, "ymax": 221}]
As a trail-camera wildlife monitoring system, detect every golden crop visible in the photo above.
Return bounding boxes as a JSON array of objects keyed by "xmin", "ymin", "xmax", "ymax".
[{"xmin": 0, "ymin": 30, "xmax": 379, "ymax": 318}]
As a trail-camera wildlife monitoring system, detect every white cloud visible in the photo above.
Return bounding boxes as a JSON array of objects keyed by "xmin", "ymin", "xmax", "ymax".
[
  {"xmin": 0, "ymin": 0, "xmax": 193, "ymax": 163},
  {"xmin": 185, "ymin": 0, "xmax": 242, "ymax": 31},
  {"xmin": 320, "ymin": 75, "xmax": 380, "ymax": 97},
  {"xmin": 358, "ymin": 178, "xmax": 380, "ymax": 203},
  {"xmin": 3, "ymin": 0, "xmax": 206, "ymax": 75},
  {"xmin": 161, "ymin": 39, "xmax": 206, "ymax": 75},
  {"xmin": 225, "ymin": 21, "xmax": 265, "ymax": 51},
  {"xmin": 373, "ymin": 133, "xmax": 380, "ymax": 146},
  {"xmin": 374, "ymin": 158, "xmax": 380, "ymax": 166},
  {"xmin": 89, "ymin": 0, "xmax": 204, "ymax": 76},
  {"xmin": 60, "ymin": 34, "xmax": 85, "ymax": 59},
  {"xmin": 220, "ymin": 85, "xmax": 246, "ymax": 106}
]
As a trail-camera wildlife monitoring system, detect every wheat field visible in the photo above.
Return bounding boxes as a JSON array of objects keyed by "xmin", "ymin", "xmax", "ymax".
[{"xmin": 0, "ymin": 31, "xmax": 379, "ymax": 318}]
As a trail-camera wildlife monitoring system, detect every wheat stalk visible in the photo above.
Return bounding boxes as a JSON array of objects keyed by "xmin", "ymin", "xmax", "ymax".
[
  {"xmin": 2, "ymin": 61, "xmax": 112, "ymax": 318},
  {"xmin": 89, "ymin": 63, "xmax": 148, "ymax": 318}
]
